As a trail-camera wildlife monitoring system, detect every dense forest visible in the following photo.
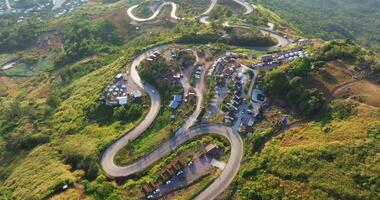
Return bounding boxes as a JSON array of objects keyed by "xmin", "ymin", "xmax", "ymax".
[{"xmin": 256, "ymin": 0, "xmax": 380, "ymax": 52}]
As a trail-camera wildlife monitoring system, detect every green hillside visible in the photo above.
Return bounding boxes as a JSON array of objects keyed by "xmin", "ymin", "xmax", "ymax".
[
  {"xmin": 0, "ymin": 0, "xmax": 380, "ymax": 199},
  {"xmin": 255, "ymin": 0, "xmax": 380, "ymax": 52}
]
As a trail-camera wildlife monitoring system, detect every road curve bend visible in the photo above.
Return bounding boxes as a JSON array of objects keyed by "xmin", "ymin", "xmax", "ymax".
[
  {"xmin": 101, "ymin": 46, "xmax": 164, "ymax": 177},
  {"xmin": 101, "ymin": 45, "xmax": 243, "ymax": 199},
  {"xmin": 104, "ymin": 1, "xmax": 291, "ymax": 198},
  {"xmin": 233, "ymin": 0, "xmax": 254, "ymax": 15},
  {"xmin": 127, "ymin": 2, "xmax": 180, "ymax": 22},
  {"xmin": 223, "ymin": 22, "xmax": 290, "ymax": 50}
]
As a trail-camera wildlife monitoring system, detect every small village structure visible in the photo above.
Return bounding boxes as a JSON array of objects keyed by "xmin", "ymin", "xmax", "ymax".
[
  {"xmin": 169, "ymin": 95, "xmax": 183, "ymax": 109},
  {"xmin": 102, "ymin": 73, "xmax": 142, "ymax": 106}
]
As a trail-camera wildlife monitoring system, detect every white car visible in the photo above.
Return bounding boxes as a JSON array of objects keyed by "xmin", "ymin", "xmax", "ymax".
[
  {"xmin": 152, "ymin": 90, "xmax": 155, "ymax": 94},
  {"xmin": 166, "ymin": 180, "xmax": 172, "ymax": 185}
]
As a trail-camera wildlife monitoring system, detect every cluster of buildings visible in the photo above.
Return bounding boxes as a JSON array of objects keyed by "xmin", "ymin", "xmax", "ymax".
[
  {"xmin": 0, "ymin": 0, "xmax": 86, "ymax": 19},
  {"xmin": 212, "ymin": 52, "xmax": 244, "ymax": 80},
  {"xmin": 142, "ymin": 144, "xmax": 222, "ymax": 199},
  {"xmin": 101, "ymin": 73, "xmax": 142, "ymax": 106},
  {"xmin": 54, "ymin": 0, "xmax": 87, "ymax": 17},
  {"xmin": 239, "ymin": 88, "xmax": 266, "ymax": 132},
  {"xmin": 224, "ymin": 89, "xmax": 243, "ymax": 124},
  {"xmin": 206, "ymin": 52, "xmax": 250, "ymax": 124},
  {"xmin": 251, "ymin": 48, "xmax": 312, "ymax": 70},
  {"xmin": 141, "ymin": 159, "xmax": 184, "ymax": 198}
]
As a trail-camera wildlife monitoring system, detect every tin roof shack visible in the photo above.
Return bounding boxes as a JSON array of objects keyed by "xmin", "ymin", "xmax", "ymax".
[
  {"xmin": 169, "ymin": 95, "xmax": 183, "ymax": 110},
  {"xmin": 173, "ymin": 95, "xmax": 182, "ymax": 102},
  {"xmin": 115, "ymin": 73, "xmax": 124, "ymax": 79},
  {"xmin": 223, "ymin": 67, "xmax": 235, "ymax": 78},
  {"xmin": 205, "ymin": 144, "xmax": 221, "ymax": 156},
  {"xmin": 146, "ymin": 51, "xmax": 161, "ymax": 62},
  {"xmin": 239, "ymin": 113, "xmax": 255, "ymax": 133},
  {"xmin": 142, "ymin": 182, "xmax": 158, "ymax": 194},
  {"xmin": 169, "ymin": 101, "xmax": 180, "ymax": 109},
  {"xmin": 261, "ymin": 54, "xmax": 273, "ymax": 63},
  {"xmin": 133, "ymin": 90, "xmax": 142, "ymax": 98}
]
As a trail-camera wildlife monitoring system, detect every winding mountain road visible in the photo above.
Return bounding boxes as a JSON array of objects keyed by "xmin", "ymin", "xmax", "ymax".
[
  {"xmin": 232, "ymin": 0, "xmax": 253, "ymax": 15},
  {"xmin": 127, "ymin": 2, "xmax": 180, "ymax": 22},
  {"xmin": 101, "ymin": 45, "xmax": 243, "ymax": 199},
  {"xmin": 223, "ymin": 22, "xmax": 290, "ymax": 50},
  {"xmin": 101, "ymin": 46, "xmax": 164, "ymax": 177},
  {"xmin": 102, "ymin": 1, "xmax": 293, "ymax": 199}
]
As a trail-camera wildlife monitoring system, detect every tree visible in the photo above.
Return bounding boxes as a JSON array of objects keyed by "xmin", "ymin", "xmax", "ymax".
[
  {"xmin": 299, "ymin": 89, "xmax": 325, "ymax": 116},
  {"xmin": 287, "ymin": 57, "xmax": 312, "ymax": 77},
  {"xmin": 95, "ymin": 20, "xmax": 122, "ymax": 45},
  {"xmin": 125, "ymin": 104, "xmax": 142, "ymax": 121},
  {"xmin": 84, "ymin": 175, "xmax": 123, "ymax": 200},
  {"xmin": 47, "ymin": 91, "xmax": 61, "ymax": 109},
  {"xmin": 263, "ymin": 69, "xmax": 290, "ymax": 97}
]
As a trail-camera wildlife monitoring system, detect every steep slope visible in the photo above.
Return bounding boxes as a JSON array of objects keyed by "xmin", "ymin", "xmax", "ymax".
[{"xmin": 255, "ymin": 0, "xmax": 380, "ymax": 52}]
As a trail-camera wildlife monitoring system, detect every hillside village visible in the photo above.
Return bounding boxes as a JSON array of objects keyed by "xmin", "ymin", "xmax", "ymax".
[{"xmin": 0, "ymin": 0, "xmax": 379, "ymax": 200}]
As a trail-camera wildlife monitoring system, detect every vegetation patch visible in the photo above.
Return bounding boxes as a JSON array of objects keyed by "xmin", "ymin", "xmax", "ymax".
[
  {"xmin": 122, "ymin": 134, "xmax": 230, "ymax": 199},
  {"xmin": 237, "ymin": 102, "xmax": 380, "ymax": 199},
  {"xmin": 257, "ymin": 0, "xmax": 380, "ymax": 52},
  {"xmin": 0, "ymin": 145, "xmax": 76, "ymax": 199}
]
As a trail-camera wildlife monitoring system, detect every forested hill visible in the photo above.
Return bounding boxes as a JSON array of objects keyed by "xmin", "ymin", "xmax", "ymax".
[{"xmin": 255, "ymin": 0, "xmax": 380, "ymax": 52}]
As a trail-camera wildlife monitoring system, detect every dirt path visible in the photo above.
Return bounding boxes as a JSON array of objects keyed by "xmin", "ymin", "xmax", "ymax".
[{"xmin": 327, "ymin": 78, "xmax": 364, "ymax": 102}]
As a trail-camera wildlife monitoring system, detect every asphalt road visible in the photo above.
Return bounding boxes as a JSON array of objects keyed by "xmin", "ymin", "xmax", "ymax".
[
  {"xmin": 127, "ymin": 2, "xmax": 180, "ymax": 22},
  {"xmin": 100, "ymin": 44, "xmax": 244, "ymax": 200},
  {"xmin": 223, "ymin": 22, "xmax": 290, "ymax": 50},
  {"xmin": 101, "ymin": 46, "xmax": 165, "ymax": 177},
  {"xmin": 199, "ymin": 0, "xmax": 254, "ymax": 24},
  {"xmin": 201, "ymin": 0, "xmax": 218, "ymax": 16},
  {"xmin": 104, "ymin": 1, "xmax": 291, "ymax": 198},
  {"xmin": 232, "ymin": 0, "xmax": 254, "ymax": 15}
]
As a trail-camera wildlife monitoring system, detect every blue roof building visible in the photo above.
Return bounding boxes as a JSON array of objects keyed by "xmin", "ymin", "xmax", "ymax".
[
  {"xmin": 169, "ymin": 101, "xmax": 180, "ymax": 109},
  {"xmin": 173, "ymin": 95, "xmax": 182, "ymax": 102}
]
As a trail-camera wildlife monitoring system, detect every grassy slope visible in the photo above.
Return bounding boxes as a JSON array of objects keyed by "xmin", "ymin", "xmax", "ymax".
[
  {"xmin": 0, "ymin": 46, "xmax": 158, "ymax": 198},
  {"xmin": 239, "ymin": 102, "xmax": 380, "ymax": 199},
  {"xmin": 1, "ymin": 1, "xmax": 379, "ymax": 199},
  {"xmin": 255, "ymin": 0, "xmax": 380, "ymax": 52},
  {"xmin": 0, "ymin": 145, "xmax": 76, "ymax": 199}
]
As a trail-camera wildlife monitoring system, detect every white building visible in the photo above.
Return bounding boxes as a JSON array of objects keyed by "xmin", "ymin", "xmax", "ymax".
[
  {"xmin": 133, "ymin": 90, "xmax": 142, "ymax": 98},
  {"xmin": 117, "ymin": 96, "xmax": 128, "ymax": 105}
]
